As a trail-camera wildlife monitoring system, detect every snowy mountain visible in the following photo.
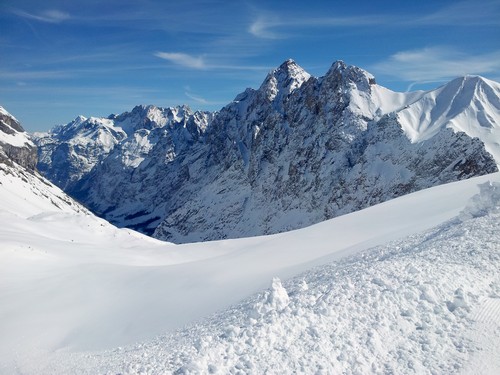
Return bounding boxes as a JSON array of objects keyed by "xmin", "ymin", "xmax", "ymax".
[
  {"xmin": 397, "ymin": 75, "xmax": 500, "ymax": 162},
  {"xmin": 34, "ymin": 60, "xmax": 500, "ymax": 243},
  {"xmin": 34, "ymin": 115, "xmax": 126, "ymax": 190}
]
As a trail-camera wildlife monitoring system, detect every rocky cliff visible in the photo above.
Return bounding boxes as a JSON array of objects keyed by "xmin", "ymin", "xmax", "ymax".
[{"xmin": 0, "ymin": 106, "xmax": 37, "ymax": 170}]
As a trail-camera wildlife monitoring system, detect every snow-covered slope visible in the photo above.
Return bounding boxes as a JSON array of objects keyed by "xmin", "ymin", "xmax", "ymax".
[
  {"xmin": 398, "ymin": 75, "xmax": 500, "ymax": 164},
  {"xmin": 1, "ymin": 169, "xmax": 499, "ymax": 374},
  {"xmin": 34, "ymin": 60, "xmax": 499, "ymax": 243}
]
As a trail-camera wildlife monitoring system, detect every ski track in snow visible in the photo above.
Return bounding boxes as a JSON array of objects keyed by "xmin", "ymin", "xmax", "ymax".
[
  {"xmin": 37, "ymin": 188, "xmax": 500, "ymax": 375},
  {"xmin": 459, "ymin": 298, "xmax": 500, "ymax": 375}
]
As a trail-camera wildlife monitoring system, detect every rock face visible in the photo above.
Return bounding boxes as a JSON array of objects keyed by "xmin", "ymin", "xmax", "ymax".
[
  {"xmin": 34, "ymin": 60, "xmax": 500, "ymax": 243},
  {"xmin": 0, "ymin": 106, "xmax": 37, "ymax": 170},
  {"xmin": 0, "ymin": 105, "xmax": 89, "ymax": 215}
]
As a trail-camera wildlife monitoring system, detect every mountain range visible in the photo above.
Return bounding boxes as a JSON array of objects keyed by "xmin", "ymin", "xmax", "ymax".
[{"xmin": 32, "ymin": 59, "xmax": 500, "ymax": 243}]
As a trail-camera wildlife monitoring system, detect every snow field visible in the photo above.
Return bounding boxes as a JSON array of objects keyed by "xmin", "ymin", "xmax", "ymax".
[
  {"xmin": 40, "ymin": 182, "xmax": 500, "ymax": 374},
  {"xmin": 1, "ymin": 163, "xmax": 499, "ymax": 374}
]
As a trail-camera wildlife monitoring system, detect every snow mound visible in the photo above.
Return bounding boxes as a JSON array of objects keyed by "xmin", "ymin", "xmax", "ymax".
[
  {"xmin": 251, "ymin": 277, "xmax": 290, "ymax": 318},
  {"xmin": 460, "ymin": 181, "xmax": 500, "ymax": 220}
]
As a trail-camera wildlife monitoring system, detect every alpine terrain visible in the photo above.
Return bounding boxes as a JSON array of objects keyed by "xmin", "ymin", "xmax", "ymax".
[
  {"xmin": 34, "ymin": 60, "xmax": 500, "ymax": 243},
  {"xmin": 0, "ymin": 106, "xmax": 88, "ymax": 216},
  {"xmin": 1, "ymin": 104, "xmax": 499, "ymax": 373}
]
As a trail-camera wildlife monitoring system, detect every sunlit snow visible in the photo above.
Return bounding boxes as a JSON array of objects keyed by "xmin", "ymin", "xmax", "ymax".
[{"xmin": 1, "ymin": 158, "xmax": 499, "ymax": 373}]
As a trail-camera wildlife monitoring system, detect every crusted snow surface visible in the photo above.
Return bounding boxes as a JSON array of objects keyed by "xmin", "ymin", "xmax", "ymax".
[{"xmin": 40, "ymin": 179, "xmax": 500, "ymax": 375}]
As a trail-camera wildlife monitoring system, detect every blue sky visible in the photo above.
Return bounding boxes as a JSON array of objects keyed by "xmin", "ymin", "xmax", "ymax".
[{"xmin": 1, "ymin": 0, "xmax": 499, "ymax": 132}]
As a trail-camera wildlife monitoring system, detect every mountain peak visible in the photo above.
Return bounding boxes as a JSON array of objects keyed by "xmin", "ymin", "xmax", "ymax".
[
  {"xmin": 272, "ymin": 58, "xmax": 310, "ymax": 81},
  {"xmin": 450, "ymin": 74, "xmax": 500, "ymax": 91},
  {"xmin": 259, "ymin": 59, "xmax": 311, "ymax": 106},
  {"xmin": 278, "ymin": 58, "xmax": 298, "ymax": 70},
  {"xmin": 323, "ymin": 60, "xmax": 376, "ymax": 92}
]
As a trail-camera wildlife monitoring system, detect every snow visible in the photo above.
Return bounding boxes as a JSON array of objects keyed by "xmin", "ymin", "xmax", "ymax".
[
  {"xmin": 0, "ymin": 127, "xmax": 33, "ymax": 147},
  {"xmin": 1, "ymin": 159, "xmax": 500, "ymax": 373},
  {"xmin": 100, "ymin": 200, "xmax": 498, "ymax": 375},
  {"xmin": 121, "ymin": 130, "xmax": 154, "ymax": 167},
  {"xmin": 370, "ymin": 84, "xmax": 426, "ymax": 116},
  {"xmin": 0, "ymin": 105, "xmax": 18, "ymax": 120},
  {"xmin": 259, "ymin": 59, "xmax": 311, "ymax": 108},
  {"xmin": 397, "ymin": 76, "xmax": 500, "ymax": 165},
  {"xmin": 0, "ymin": 106, "xmax": 34, "ymax": 148}
]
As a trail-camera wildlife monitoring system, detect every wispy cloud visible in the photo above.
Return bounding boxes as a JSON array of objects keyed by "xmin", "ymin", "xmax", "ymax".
[
  {"xmin": 0, "ymin": 69, "xmax": 72, "ymax": 80},
  {"xmin": 372, "ymin": 47, "xmax": 500, "ymax": 89},
  {"xmin": 11, "ymin": 8, "xmax": 71, "ymax": 23},
  {"xmin": 183, "ymin": 89, "xmax": 229, "ymax": 107},
  {"xmin": 248, "ymin": 14, "xmax": 389, "ymax": 39},
  {"xmin": 154, "ymin": 52, "xmax": 271, "ymax": 73},
  {"xmin": 249, "ymin": 1, "xmax": 500, "ymax": 40},
  {"xmin": 416, "ymin": 0, "xmax": 500, "ymax": 25},
  {"xmin": 155, "ymin": 52, "xmax": 206, "ymax": 69},
  {"xmin": 184, "ymin": 91, "xmax": 209, "ymax": 104},
  {"xmin": 249, "ymin": 17, "xmax": 283, "ymax": 39}
]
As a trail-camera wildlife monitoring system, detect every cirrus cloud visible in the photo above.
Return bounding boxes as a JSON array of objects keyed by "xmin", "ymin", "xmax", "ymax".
[
  {"xmin": 11, "ymin": 8, "xmax": 71, "ymax": 23},
  {"xmin": 154, "ymin": 52, "xmax": 206, "ymax": 69},
  {"xmin": 248, "ymin": 14, "xmax": 389, "ymax": 39},
  {"xmin": 373, "ymin": 47, "xmax": 500, "ymax": 89}
]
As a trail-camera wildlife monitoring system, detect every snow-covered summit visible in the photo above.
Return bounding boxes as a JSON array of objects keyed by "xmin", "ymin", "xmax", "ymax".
[
  {"xmin": 34, "ymin": 115, "xmax": 127, "ymax": 189},
  {"xmin": 0, "ymin": 105, "xmax": 20, "ymax": 123},
  {"xmin": 397, "ymin": 75, "xmax": 500, "ymax": 164},
  {"xmin": 35, "ymin": 104, "xmax": 213, "ymax": 190},
  {"xmin": 323, "ymin": 60, "xmax": 375, "ymax": 90},
  {"xmin": 259, "ymin": 59, "xmax": 311, "ymax": 108}
]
